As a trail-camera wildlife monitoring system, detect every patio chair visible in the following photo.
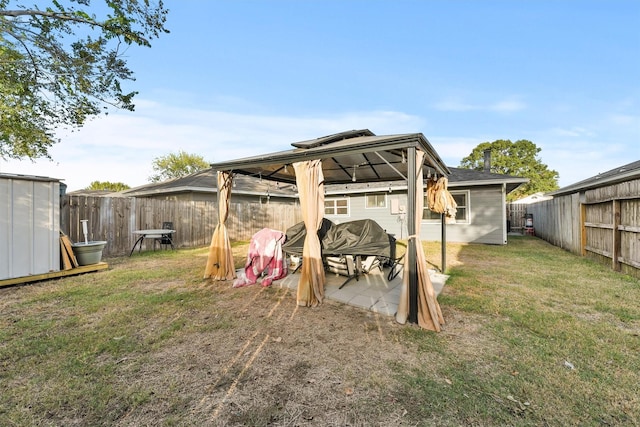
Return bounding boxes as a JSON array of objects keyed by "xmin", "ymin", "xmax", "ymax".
[
  {"xmin": 386, "ymin": 253, "xmax": 404, "ymax": 281},
  {"xmin": 325, "ymin": 254, "xmax": 359, "ymax": 289},
  {"xmin": 157, "ymin": 221, "xmax": 174, "ymax": 250}
]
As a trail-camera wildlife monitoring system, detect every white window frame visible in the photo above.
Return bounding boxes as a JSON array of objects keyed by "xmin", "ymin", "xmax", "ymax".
[
  {"xmin": 325, "ymin": 197, "xmax": 350, "ymax": 217},
  {"xmin": 423, "ymin": 190, "xmax": 470, "ymax": 224},
  {"xmin": 365, "ymin": 192, "xmax": 388, "ymax": 209}
]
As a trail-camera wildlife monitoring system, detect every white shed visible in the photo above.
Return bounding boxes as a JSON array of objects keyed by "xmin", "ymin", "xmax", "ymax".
[{"xmin": 0, "ymin": 173, "xmax": 61, "ymax": 281}]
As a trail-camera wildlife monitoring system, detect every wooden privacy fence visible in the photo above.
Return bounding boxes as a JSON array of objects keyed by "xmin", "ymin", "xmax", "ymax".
[
  {"xmin": 527, "ymin": 178, "xmax": 640, "ymax": 278},
  {"xmin": 582, "ymin": 198, "xmax": 640, "ymax": 275},
  {"xmin": 61, "ymin": 196, "xmax": 302, "ymax": 257},
  {"xmin": 507, "ymin": 203, "xmax": 528, "ymax": 232}
]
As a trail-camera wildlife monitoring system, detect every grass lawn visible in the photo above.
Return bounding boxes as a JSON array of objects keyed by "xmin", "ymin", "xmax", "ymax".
[{"xmin": 1, "ymin": 236, "xmax": 638, "ymax": 426}]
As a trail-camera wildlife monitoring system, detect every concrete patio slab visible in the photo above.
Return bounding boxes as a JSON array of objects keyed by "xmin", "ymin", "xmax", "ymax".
[{"xmin": 271, "ymin": 264, "xmax": 448, "ymax": 317}]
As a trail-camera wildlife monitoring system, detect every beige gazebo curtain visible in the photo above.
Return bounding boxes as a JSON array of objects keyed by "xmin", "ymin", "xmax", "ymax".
[
  {"xmin": 427, "ymin": 176, "xmax": 457, "ymax": 223},
  {"xmin": 204, "ymin": 171, "xmax": 236, "ymax": 280},
  {"xmin": 395, "ymin": 150, "xmax": 445, "ymax": 331},
  {"xmin": 293, "ymin": 160, "xmax": 325, "ymax": 307}
]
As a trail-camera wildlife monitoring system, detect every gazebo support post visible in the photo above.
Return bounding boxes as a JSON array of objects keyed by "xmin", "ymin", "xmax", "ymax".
[
  {"xmin": 407, "ymin": 147, "xmax": 418, "ymax": 324},
  {"xmin": 441, "ymin": 213, "xmax": 447, "ymax": 273}
]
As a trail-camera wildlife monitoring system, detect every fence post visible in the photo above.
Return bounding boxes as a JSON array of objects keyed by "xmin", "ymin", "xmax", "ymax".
[{"xmin": 612, "ymin": 199, "xmax": 621, "ymax": 271}]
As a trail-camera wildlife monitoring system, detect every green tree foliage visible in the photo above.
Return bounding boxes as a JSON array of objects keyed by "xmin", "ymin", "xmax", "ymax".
[
  {"xmin": 86, "ymin": 180, "xmax": 129, "ymax": 191},
  {"xmin": 0, "ymin": 1, "xmax": 169, "ymax": 160},
  {"xmin": 149, "ymin": 150, "xmax": 210, "ymax": 183},
  {"xmin": 459, "ymin": 139, "xmax": 559, "ymax": 201}
]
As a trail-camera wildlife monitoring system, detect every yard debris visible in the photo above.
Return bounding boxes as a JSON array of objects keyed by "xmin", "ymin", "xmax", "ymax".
[
  {"xmin": 564, "ymin": 360, "xmax": 575, "ymax": 370},
  {"xmin": 59, "ymin": 231, "xmax": 79, "ymax": 270},
  {"xmin": 506, "ymin": 395, "xmax": 531, "ymax": 411}
]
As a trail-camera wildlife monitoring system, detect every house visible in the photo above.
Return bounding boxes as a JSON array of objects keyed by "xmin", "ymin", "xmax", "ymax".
[
  {"xmin": 511, "ymin": 192, "xmax": 553, "ymax": 204},
  {"xmin": 65, "ymin": 189, "xmax": 114, "ymax": 197},
  {"xmin": 324, "ymin": 167, "xmax": 527, "ymax": 245},
  {"xmin": 117, "ymin": 158, "xmax": 527, "ymax": 245},
  {"xmin": 119, "ymin": 168, "xmax": 299, "ymax": 205}
]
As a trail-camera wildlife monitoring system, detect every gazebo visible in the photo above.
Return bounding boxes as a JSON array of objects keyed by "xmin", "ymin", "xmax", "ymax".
[{"xmin": 204, "ymin": 129, "xmax": 451, "ymax": 331}]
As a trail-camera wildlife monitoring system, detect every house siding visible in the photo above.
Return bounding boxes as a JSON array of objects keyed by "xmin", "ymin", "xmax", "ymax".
[
  {"xmin": 327, "ymin": 185, "xmax": 508, "ymax": 245},
  {"xmin": 325, "ymin": 193, "xmax": 408, "ymax": 238},
  {"xmin": 422, "ymin": 185, "xmax": 506, "ymax": 245}
]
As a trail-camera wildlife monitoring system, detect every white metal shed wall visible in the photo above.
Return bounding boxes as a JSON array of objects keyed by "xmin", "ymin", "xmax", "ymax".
[{"xmin": 0, "ymin": 175, "xmax": 60, "ymax": 280}]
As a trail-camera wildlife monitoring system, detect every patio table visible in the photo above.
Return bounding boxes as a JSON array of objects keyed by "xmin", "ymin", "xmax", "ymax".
[{"xmin": 129, "ymin": 229, "xmax": 176, "ymax": 256}]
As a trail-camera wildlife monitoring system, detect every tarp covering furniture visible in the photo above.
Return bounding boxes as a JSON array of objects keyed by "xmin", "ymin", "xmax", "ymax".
[
  {"xmin": 283, "ymin": 218, "xmax": 395, "ymax": 288},
  {"xmin": 282, "ymin": 218, "xmax": 392, "ymax": 259},
  {"xmin": 281, "ymin": 218, "xmax": 334, "ymax": 256}
]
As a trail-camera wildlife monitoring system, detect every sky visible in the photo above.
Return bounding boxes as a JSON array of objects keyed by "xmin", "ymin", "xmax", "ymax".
[{"xmin": 2, "ymin": 0, "xmax": 639, "ymax": 191}]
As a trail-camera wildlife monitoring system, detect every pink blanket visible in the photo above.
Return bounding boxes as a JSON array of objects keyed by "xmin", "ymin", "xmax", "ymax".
[{"xmin": 233, "ymin": 228, "xmax": 287, "ymax": 287}]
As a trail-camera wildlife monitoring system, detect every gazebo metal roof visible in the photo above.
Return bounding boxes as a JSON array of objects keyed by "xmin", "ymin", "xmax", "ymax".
[{"xmin": 209, "ymin": 129, "xmax": 450, "ymax": 184}]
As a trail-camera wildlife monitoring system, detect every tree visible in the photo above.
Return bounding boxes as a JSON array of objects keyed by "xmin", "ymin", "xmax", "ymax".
[
  {"xmin": 86, "ymin": 180, "xmax": 129, "ymax": 191},
  {"xmin": 149, "ymin": 151, "xmax": 210, "ymax": 182},
  {"xmin": 459, "ymin": 139, "xmax": 559, "ymax": 201},
  {"xmin": 0, "ymin": 1, "xmax": 169, "ymax": 160}
]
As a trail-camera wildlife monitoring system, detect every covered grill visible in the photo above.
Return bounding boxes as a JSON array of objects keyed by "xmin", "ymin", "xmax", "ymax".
[{"xmin": 282, "ymin": 218, "xmax": 394, "ymax": 260}]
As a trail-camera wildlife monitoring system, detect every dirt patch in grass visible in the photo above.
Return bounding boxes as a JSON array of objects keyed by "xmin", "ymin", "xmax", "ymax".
[
  {"xmin": 95, "ymin": 265, "xmax": 431, "ymax": 426},
  {"xmin": 139, "ymin": 278, "xmax": 419, "ymax": 426}
]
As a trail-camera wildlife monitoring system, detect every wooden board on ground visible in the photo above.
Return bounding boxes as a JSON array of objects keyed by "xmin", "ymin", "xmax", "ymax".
[
  {"xmin": 60, "ymin": 232, "xmax": 79, "ymax": 268},
  {"xmin": 60, "ymin": 239, "xmax": 73, "ymax": 270},
  {"xmin": 0, "ymin": 262, "xmax": 109, "ymax": 288}
]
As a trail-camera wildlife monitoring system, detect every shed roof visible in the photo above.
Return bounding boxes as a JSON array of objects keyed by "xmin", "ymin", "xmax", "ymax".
[
  {"xmin": 209, "ymin": 129, "xmax": 450, "ymax": 185},
  {"xmin": 0, "ymin": 172, "xmax": 61, "ymax": 183}
]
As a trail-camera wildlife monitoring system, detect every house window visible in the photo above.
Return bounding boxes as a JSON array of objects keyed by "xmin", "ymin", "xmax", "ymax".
[
  {"xmin": 365, "ymin": 193, "xmax": 387, "ymax": 209},
  {"xmin": 325, "ymin": 197, "xmax": 349, "ymax": 216},
  {"xmin": 423, "ymin": 191, "xmax": 469, "ymax": 222}
]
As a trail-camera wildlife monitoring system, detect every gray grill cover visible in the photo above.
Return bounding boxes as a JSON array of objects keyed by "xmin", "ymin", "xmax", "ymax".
[{"xmin": 282, "ymin": 219, "xmax": 392, "ymax": 258}]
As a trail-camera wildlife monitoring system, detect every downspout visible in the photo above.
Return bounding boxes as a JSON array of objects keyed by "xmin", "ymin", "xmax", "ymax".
[{"xmin": 502, "ymin": 183, "xmax": 507, "ymax": 244}]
